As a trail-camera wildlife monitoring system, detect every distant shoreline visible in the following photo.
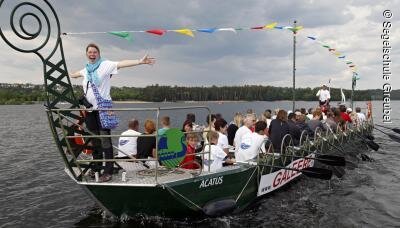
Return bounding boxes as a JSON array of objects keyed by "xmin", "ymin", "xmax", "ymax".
[{"xmin": 0, "ymin": 99, "xmax": 390, "ymax": 105}]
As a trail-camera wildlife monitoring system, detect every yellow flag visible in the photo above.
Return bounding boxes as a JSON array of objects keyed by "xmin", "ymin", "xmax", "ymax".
[
  {"xmin": 173, "ymin": 29, "xmax": 194, "ymax": 37},
  {"xmin": 334, "ymin": 52, "xmax": 341, "ymax": 56},
  {"xmin": 264, "ymin": 22, "xmax": 277, "ymax": 29},
  {"xmin": 294, "ymin": 26, "xmax": 303, "ymax": 31}
]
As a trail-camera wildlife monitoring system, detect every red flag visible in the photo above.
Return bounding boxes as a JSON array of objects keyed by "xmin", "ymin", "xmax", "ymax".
[
  {"xmin": 328, "ymin": 48, "xmax": 335, "ymax": 51},
  {"xmin": 251, "ymin": 26, "xmax": 264, "ymax": 29},
  {"xmin": 146, "ymin": 29, "xmax": 166, "ymax": 36}
]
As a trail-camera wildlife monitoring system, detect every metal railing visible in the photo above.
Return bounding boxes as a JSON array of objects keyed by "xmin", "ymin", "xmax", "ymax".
[{"xmin": 52, "ymin": 106, "xmax": 212, "ymax": 184}]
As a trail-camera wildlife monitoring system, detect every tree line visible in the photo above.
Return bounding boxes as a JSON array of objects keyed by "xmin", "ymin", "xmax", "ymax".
[{"xmin": 0, "ymin": 83, "xmax": 398, "ymax": 104}]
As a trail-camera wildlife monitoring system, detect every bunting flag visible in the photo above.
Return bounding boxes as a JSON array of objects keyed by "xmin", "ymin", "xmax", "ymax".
[
  {"xmin": 107, "ymin": 31, "xmax": 133, "ymax": 41},
  {"xmin": 264, "ymin": 22, "xmax": 277, "ymax": 29},
  {"xmin": 218, "ymin": 28, "xmax": 237, "ymax": 33},
  {"xmin": 146, "ymin": 29, "xmax": 166, "ymax": 36},
  {"xmin": 286, "ymin": 26, "xmax": 303, "ymax": 33},
  {"xmin": 173, "ymin": 29, "xmax": 194, "ymax": 37},
  {"xmin": 305, "ymin": 34, "xmax": 359, "ymax": 80},
  {"xmin": 65, "ymin": 22, "xmax": 360, "ymax": 82},
  {"xmin": 197, "ymin": 28, "xmax": 217, "ymax": 33}
]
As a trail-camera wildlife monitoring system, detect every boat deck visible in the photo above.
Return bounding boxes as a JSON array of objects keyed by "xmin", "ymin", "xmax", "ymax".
[{"xmin": 69, "ymin": 162, "xmax": 244, "ymax": 186}]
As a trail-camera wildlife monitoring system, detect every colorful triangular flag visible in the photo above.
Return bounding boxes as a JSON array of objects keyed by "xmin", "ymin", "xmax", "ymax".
[
  {"xmin": 146, "ymin": 29, "xmax": 166, "ymax": 36},
  {"xmin": 218, "ymin": 28, "xmax": 237, "ymax": 33},
  {"xmin": 197, "ymin": 28, "xmax": 217, "ymax": 33},
  {"xmin": 108, "ymin": 31, "xmax": 132, "ymax": 41},
  {"xmin": 264, "ymin": 22, "xmax": 277, "ymax": 29},
  {"xmin": 173, "ymin": 29, "xmax": 194, "ymax": 37}
]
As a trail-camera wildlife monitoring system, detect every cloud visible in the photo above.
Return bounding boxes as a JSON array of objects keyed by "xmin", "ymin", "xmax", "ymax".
[{"xmin": 0, "ymin": 0, "xmax": 399, "ymax": 90}]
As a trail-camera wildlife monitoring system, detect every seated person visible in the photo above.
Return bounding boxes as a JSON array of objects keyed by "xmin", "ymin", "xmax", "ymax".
[
  {"xmin": 182, "ymin": 119, "xmax": 193, "ymax": 133},
  {"xmin": 236, "ymin": 121, "xmax": 268, "ymax": 162},
  {"xmin": 203, "ymin": 131, "xmax": 235, "ymax": 172},
  {"xmin": 158, "ymin": 116, "xmax": 170, "ymax": 135},
  {"xmin": 307, "ymin": 110, "xmax": 326, "ymax": 136},
  {"xmin": 215, "ymin": 118, "xmax": 229, "ymax": 154},
  {"xmin": 118, "ymin": 118, "xmax": 140, "ymax": 158},
  {"xmin": 180, "ymin": 133, "xmax": 199, "ymax": 169},
  {"xmin": 287, "ymin": 113, "xmax": 301, "ymax": 146},
  {"xmin": 136, "ymin": 119, "xmax": 157, "ymax": 160}
]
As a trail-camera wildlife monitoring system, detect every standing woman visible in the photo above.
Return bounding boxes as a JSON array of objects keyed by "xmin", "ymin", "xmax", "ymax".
[{"xmin": 70, "ymin": 43, "xmax": 155, "ymax": 182}]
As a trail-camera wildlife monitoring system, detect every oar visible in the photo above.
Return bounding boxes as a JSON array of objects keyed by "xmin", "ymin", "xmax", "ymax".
[
  {"xmin": 260, "ymin": 164, "xmax": 332, "ymax": 180},
  {"xmin": 365, "ymin": 134, "xmax": 375, "ymax": 141},
  {"xmin": 350, "ymin": 130, "xmax": 379, "ymax": 151},
  {"xmin": 287, "ymin": 149, "xmax": 346, "ymax": 166},
  {"xmin": 290, "ymin": 147, "xmax": 346, "ymax": 178},
  {"xmin": 317, "ymin": 134, "xmax": 364, "ymax": 163},
  {"xmin": 374, "ymin": 127, "xmax": 400, "ymax": 143},
  {"xmin": 375, "ymin": 124, "xmax": 400, "ymax": 134}
]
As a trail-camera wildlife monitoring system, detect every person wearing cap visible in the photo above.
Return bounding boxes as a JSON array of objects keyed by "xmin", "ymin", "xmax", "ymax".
[
  {"xmin": 347, "ymin": 108, "xmax": 359, "ymax": 126},
  {"xmin": 316, "ymin": 84, "xmax": 331, "ymax": 107},
  {"xmin": 339, "ymin": 105, "xmax": 352, "ymax": 123}
]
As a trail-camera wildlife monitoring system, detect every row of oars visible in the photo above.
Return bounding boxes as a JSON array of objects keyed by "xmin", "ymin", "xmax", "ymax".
[{"xmin": 269, "ymin": 123, "xmax": 399, "ymax": 180}]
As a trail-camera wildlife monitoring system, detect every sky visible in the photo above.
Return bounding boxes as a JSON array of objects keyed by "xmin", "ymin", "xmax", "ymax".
[{"xmin": 0, "ymin": 0, "xmax": 399, "ymax": 90}]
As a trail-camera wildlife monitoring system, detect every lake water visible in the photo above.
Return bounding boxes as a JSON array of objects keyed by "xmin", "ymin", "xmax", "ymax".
[{"xmin": 0, "ymin": 100, "xmax": 399, "ymax": 227}]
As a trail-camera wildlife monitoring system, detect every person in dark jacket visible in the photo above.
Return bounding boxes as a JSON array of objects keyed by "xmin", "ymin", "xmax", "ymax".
[
  {"xmin": 287, "ymin": 112, "xmax": 301, "ymax": 145},
  {"xmin": 268, "ymin": 110, "xmax": 290, "ymax": 152}
]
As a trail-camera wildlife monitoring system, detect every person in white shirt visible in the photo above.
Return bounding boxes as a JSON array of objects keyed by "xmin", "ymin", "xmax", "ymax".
[
  {"xmin": 316, "ymin": 84, "xmax": 331, "ymax": 106},
  {"xmin": 69, "ymin": 43, "xmax": 155, "ymax": 182},
  {"xmin": 215, "ymin": 118, "xmax": 229, "ymax": 154},
  {"xmin": 203, "ymin": 131, "xmax": 235, "ymax": 172},
  {"xmin": 118, "ymin": 119, "xmax": 140, "ymax": 158},
  {"xmin": 355, "ymin": 107, "xmax": 366, "ymax": 123},
  {"xmin": 233, "ymin": 114, "xmax": 255, "ymax": 156},
  {"xmin": 236, "ymin": 121, "xmax": 268, "ymax": 162}
]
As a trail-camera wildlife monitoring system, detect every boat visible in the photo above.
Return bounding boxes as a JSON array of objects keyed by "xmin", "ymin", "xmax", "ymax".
[{"xmin": 0, "ymin": 0, "xmax": 376, "ymax": 218}]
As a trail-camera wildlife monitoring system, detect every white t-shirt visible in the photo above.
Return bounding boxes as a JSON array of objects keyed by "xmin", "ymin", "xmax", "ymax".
[
  {"xmin": 235, "ymin": 132, "xmax": 266, "ymax": 162},
  {"xmin": 233, "ymin": 126, "xmax": 252, "ymax": 154},
  {"xmin": 316, "ymin": 89, "xmax": 331, "ymax": 102},
  {"xmin": 80, "ymin": 60, "xmax": 118, "ymax": 109},
  {"xmin": 203, "ymin": 144, "xmax": 227, "ymax": 172},
  {"xmin": 357, "ymin": 112, "xmax": 366, "ymax": 122},
  {"xmin": 117, "ymin": 129, "xmax": 140, "ymax": 157},
  {"xmin": 266, "ymin": 119, "xmax": 272, "ymax": 128},
  {"xmin": 217, "ymin": 132, "xmax": 229, "ymax": 151}
]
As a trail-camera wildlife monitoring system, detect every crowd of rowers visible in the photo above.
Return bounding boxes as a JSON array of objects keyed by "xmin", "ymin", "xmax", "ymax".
[{"xmin": 116, "ymin": 104, "xmax": 367, "ymax": 173}]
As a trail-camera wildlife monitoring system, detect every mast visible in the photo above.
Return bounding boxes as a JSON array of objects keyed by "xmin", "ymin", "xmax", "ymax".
[
  {"xmin": 351, "ymin": 72, "xmax": 356, "ymax": 109},
  {"xmin": 292, "ymin": 20, "xmax": 297, "ymax": 111}
]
